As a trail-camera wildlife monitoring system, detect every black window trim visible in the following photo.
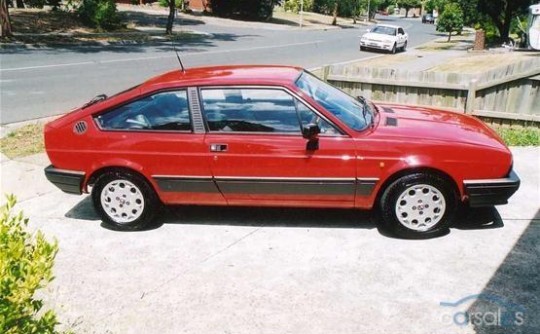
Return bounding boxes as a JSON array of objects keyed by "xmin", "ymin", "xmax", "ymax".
[
  {"xmin": 197, "ymin": 85, "xmax": 348, "ymax": 137},
  {"xmin": 93, "ymin": 88, "xmax": 194, "ymax": 134}
]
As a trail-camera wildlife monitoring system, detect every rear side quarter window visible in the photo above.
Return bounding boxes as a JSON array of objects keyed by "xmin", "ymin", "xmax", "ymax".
[{"xmin": 96, "ymin": 90, "xmax": 191, "ymax": 131}]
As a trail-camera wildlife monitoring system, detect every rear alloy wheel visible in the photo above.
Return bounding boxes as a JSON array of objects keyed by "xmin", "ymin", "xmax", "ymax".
[
  {"xmin": 92, "ymin": 170, "xmax": 160, "ymax": 231},
  {"xmin": 379, "ymin": 173, "xmax": 457, "ymax": 239}
]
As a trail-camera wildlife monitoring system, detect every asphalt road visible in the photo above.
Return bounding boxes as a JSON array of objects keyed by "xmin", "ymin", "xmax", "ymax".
[{"xmin": 0, "ymin": 16, "xmax": 438, "ymax": 124}]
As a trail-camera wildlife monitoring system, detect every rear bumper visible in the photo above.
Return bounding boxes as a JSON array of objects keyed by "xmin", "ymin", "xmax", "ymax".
[
  {"xmin": 463, "ymin": 170, "xmax": 520, "ymax": 207},
  {"xmin": 44, "ymin": 165, "xmax": 85, "ymax": 195}
]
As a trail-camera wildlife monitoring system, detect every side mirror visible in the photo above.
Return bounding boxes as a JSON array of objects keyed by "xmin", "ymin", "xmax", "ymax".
[{"xmin": 302, "ymin": 124, "xmax": 320, "ymax": 151}]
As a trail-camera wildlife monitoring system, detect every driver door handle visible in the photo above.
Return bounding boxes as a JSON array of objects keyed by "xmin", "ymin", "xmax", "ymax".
[{"xmin": 210, "ymin": 143, "xmax": 228, "ymax": 152}]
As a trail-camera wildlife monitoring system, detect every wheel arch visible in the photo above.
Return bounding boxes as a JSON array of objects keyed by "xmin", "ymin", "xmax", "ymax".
[
  {"xmin": 375, "ymin": 167, "xmax": 461, "ymax": 208},
  {"xmin": 85, "ymin": 166, "xmax": 156, "ymax": 194}
]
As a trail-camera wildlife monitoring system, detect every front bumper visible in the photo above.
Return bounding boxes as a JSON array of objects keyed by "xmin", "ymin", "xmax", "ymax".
[
  {"xmin": 463, "ymin": 170, "xmax": 520, "ymax": 207},
  {"xmin": 360, "ymin": 40, "xmax": 394, "ymax": 51},
  {"xmin": 44, "ymin": 165, "xmax": 85, "ymax": 195}
]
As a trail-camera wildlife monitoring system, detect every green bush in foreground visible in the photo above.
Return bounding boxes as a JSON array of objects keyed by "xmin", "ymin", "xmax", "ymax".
[{"xmin": 0, "ymin": 195, "xmax": 60, "ymax": 334}]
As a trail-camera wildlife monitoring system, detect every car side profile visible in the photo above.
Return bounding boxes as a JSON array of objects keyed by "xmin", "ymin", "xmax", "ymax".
[
  {"xmin": 44, "ymin": 65, "xmax": 520, "ymax": 238},
  {"xmin": 360, "ymin": 24, "xmax": 408, "ymax": 53}
]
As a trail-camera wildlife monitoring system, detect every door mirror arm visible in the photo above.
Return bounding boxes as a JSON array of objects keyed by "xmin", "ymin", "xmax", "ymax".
[{"xmin": 302, "ymin": 124, "xmax": 321, "ymax": 151}]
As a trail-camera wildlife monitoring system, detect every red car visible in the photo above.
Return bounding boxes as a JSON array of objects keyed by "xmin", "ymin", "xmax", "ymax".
[{"xmin": 44, "ymin": 65, "xmax": 519, "ymax": 238}]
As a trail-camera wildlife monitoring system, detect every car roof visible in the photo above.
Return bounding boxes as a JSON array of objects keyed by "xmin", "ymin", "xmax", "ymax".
[{"xmin": 140, "ymin": 65, "xmax": 304, "ymax": 90}]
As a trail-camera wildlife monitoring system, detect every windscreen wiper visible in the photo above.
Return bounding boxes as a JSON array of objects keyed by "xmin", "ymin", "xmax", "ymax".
[{"xmin": 82, "ymin": 94, "xmax": 108, "ymax": 109}]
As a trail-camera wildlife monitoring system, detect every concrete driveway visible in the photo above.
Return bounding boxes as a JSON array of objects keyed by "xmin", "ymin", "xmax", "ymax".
[{"xmin": 1, "ymin": 147, "xmax": 538, "ymax": 334}]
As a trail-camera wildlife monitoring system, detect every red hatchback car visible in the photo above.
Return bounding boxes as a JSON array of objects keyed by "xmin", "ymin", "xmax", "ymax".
[{"xmin": 44, "ymin": 65, "xmax": 519, "ymax": 238}]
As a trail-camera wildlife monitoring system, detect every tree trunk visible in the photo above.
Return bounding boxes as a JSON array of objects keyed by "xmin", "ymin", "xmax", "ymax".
[
  {"xmin": 1, "ymin": 0, "xmax": 13, "ymax": 37},
  {"xmin": 448, "ymin": 31, "xmax": 451, "ymax": 42},
  {"xmin": 331, "ymin": 1, "xmax": 338, "ymax": 26},
  {"xmin": 15, "ymin": 0, "xmax": 23, "ymax": 8},
  {"xmin": 404, "ymin": 6, "xmax": 409, "ymax": 18},
  {"xmin": 165, "ymin": 0, "xmax": 176, "ymax": 35}
]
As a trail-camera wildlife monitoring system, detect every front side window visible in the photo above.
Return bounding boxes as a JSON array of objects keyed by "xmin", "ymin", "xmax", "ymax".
[
  {"xmin": 200, "ymin": 88, "xmax": 341, "ymax": 135},
  {"xmin": 201, "ymin": 88, "xmax": 299, "ymax": 133},
  {"xmin": 96, "ymin": 90, "xmax": 191, "ymax": 131}
]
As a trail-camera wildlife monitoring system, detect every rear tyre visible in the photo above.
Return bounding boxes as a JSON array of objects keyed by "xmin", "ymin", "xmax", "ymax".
[
  {"xmin": 379, "ymin": 173, "xmax": 458, "ymax": 239},
  {"xmin": 92, "ymin": 170, "xmax": 160, "ymax": 231}
]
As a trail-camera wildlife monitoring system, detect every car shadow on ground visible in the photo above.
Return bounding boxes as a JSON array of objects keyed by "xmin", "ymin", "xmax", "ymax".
[
  {"xmin": 65, "ymin": 195, "xmax": 376, "ymax": 230},
  {"xmin": 467, "ymin": 208, "xmax": 540, "ymax": 334},
  {"xmin": 453, "ymin": 206, "xmax": 504, "ymax": 230},
  {"xmin": 65, "ymin": 196, "xmax": 505, "ymax": 235}
]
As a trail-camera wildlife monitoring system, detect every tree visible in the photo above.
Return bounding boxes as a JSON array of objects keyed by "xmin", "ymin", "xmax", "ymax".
[
  {"xmin": 165, "ymin": 0, "xmax": 176, "ymax": 34},
  {"xmin": 0, "ymin": 0, "xmax": 12, "ymax": 37},
  {"xmin": 397, "ymin": 0, "xmax": 421, "ymax": 18},
  {"xmin": 436, "ymin": 2, "xmax": 464, "ymax": 41},
  {"xmin": 476, "ymin": 0, "xmax": 531, "ymax": 42}
]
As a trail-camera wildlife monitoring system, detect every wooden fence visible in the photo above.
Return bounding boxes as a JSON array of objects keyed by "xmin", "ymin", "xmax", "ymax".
[{"xmin": 313, "ymin": 56, "xmax": 540, "ymax": 124}]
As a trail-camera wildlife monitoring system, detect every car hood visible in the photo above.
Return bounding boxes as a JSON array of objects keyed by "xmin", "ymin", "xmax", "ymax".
[
  {"xmin": 362, "ymin": 32, "xmax": 395, "ymax": 41},
  {"xmin": 374, "ymin": 103, "xmax": 508, "ymax": 151}
]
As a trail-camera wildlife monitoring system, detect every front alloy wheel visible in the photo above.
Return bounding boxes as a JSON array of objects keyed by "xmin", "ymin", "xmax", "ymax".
[{"xmin": 379, "ymin": 173, "xmax": 457, "ymax": 239}]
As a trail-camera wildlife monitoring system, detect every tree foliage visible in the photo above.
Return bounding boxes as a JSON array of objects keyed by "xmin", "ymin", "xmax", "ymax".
[
  {"xmin": 436, "ymin": 2, "xmax": 464, "ymax": 41},
  {"xmin": 397, "ymin": 0, "xmax": 421, "ymax": 17},
  {"xmin": 0, "ymin": 195, "xmax": 61, "ymax": 334},
  {"xmin": 476, "ymin": 0, "xmax": 532, "ymax": 41},
  {"xmin": 77, "ymin": 0, "xmax": 121, "ymax": 31}
]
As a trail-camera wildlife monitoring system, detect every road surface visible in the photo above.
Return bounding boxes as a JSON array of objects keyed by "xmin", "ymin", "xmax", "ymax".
[{"xmin": 0, "ymin": 15, "xmax": 438, "ymax": 124}]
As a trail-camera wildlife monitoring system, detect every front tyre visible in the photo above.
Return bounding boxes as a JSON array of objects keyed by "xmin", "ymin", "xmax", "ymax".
[
  {"xmin": 401, "ymin": 41, "xmax": 407, "ymax": 52},
  {"xmin": 390, "ymin": 43, "xmax": 397, "ymax": 54},
  {"xmin": 92, "ymin": 170, "xmax": 160, "ymax": 231},
  {"xmin": 379, "ymin": 173, "xmax": 458, "ymax": 239}
]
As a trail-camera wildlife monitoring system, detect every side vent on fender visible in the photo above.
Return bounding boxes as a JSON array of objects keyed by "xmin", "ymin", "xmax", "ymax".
[
  {"xmin": 382, "ymin": 107, "xmax": 395, "ymax": 113},
  {"xmin": 385, "ymin": 117, "xmax": 398, "ymax": 127},
  {"xmin": 73, "ymin": 121, "xmax": 88, "ymax": 135}
]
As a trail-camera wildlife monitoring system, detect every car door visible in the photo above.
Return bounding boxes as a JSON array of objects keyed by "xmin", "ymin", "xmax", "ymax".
[
  {"xmin": 199, "ymin": 86, "xmax": 358, "ymax": 208},
  {"xmin": 397, "ymin": 27, "xmax": 406, "ymax": 47}
]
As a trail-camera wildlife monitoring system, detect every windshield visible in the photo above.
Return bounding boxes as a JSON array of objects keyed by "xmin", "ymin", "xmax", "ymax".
[
  {"xmin": 295, "ymin": 72, "xmax": 371, "ymax": 131},
  {"xmin": 371, "ymin": 26, "xmax": 397, "ymax": 36}
]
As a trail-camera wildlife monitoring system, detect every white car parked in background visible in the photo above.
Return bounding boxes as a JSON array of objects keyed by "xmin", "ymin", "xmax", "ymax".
[{"xmin": 360, "ymin": 24, "xmax": 408, "ymax": 54}]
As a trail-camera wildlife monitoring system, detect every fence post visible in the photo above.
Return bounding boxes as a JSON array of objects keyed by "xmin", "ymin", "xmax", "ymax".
[
  {"xmin": 322, "ymin": 65, "xmax": 331, "ymax": 82},
  {"xmin": 465, "ymin": 79, "xmax": 478, "ymax": 114}
]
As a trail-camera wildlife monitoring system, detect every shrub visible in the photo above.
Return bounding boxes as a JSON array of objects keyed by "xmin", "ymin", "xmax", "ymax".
[
  {"xmin": 77, "ymin": 0, "xmax": 121, "ymax": 30},
  {"xmin": 208, "ymin": 0, "xmax": 280, "ymax": 21},
  {"xmin": 25, "ymin": 0, "xmax": 46, "ymax": 8},
  {"xmin": 0, "ymin": 195, "xmax": 60, "ymax": 334},
  {"xmin": 158, "ymin": 0, "xmax": 183, "ymax": 8}
]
